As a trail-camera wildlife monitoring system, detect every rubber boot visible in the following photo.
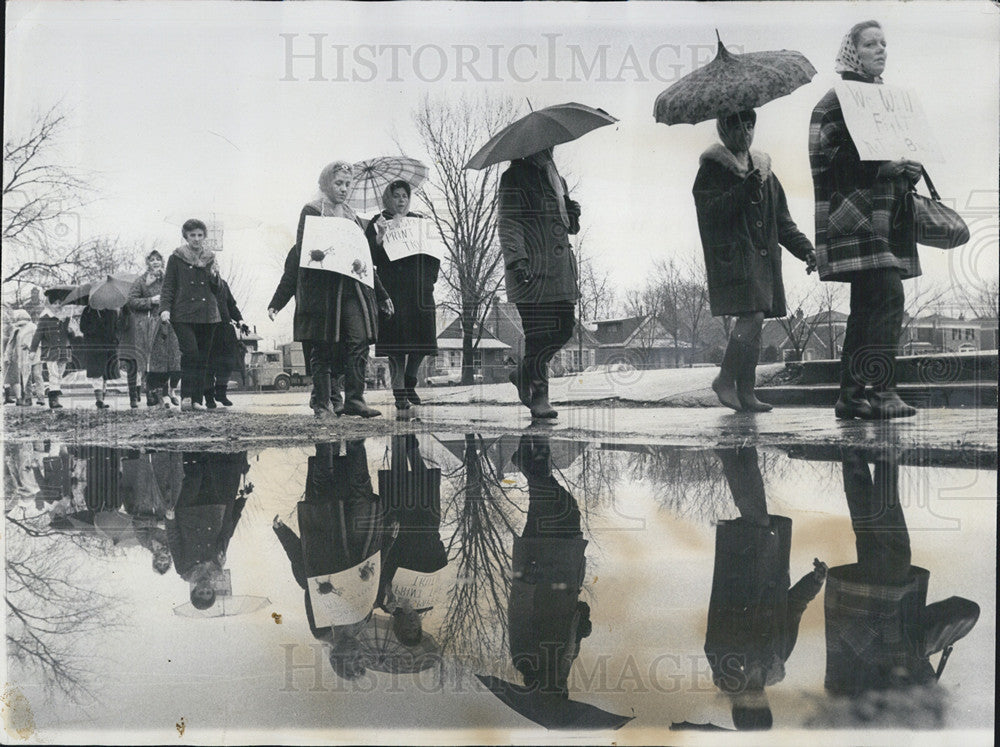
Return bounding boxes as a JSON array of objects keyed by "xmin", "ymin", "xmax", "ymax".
[
  {"xmin": 129, "ymin": 386, "xmax": 141, "ymax": 409},
  {"xmin": 215, "ymin": 384, "xmax": 234, "ymax": 407},
  {"xmin": 341, "ymin": 355, "xmax": 381, "ymax": 418},
  {"xmin": 312, "ymin": 372, "xmax": 337, "ymax": 419},
  {"xmin": 95, "ymin": 391, "xmax": 110, "ymax": 409},
  {"xmin": 203, "ymin": 388, "xmax": 217, "ymax": 409},
  {"xmin": 393, "ymin": 388, "xmax": 411, "ymax": 410},
  {"xmin": 868, "ymin": 390, "xmax": 917, "ymax": 419},
  {"xmin": 528, "ymin": 364, "xmax": 558, "ymax": 419},
  {"xmin": 834, "ymin": 355, "xmax": 875, "ymax": 420},
  {"xmin": 736, "ymin": 341, "xmax": 772, "ymax": 413},
  {"xmin": 509, "ymin": 360, "xmax": 532, "ymax": 407},
  {"xmin": 403, "ymin": 375, "xmax": 421, "ymax": 405},
  {"xmin": 146, "ymin": 386, "xmax": 161, "ymax": 407},
  {"xmin": 712, "ymin": 339, "xmax": 743, "ymax": 411},
  {"xmin": 331, "ymin": 375, "xmax": 345, "ymax": 415},
  {"xmin": 48, "ymin": 391, "xmax": 63, "ymax": 410}
]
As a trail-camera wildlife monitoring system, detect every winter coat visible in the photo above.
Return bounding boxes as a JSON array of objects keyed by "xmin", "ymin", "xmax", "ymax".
[
  {"xmin": 498, "ymin": 159, "xmax": 581, "ymax": 306},
  {"xmin": 693, "ymin": 144, "xmax": 814, "ymax": 318},
  {"xmin": 29, "ymin": 312, "xmax": 72, "ymax": 364},
  {"xmin": 704, "ymin": 515, "xmax": 824, "ymax": 693},
  {"xmin": 809, "ymin": 73, "xmax": 921, "ymax": 282},
  {"xmin": 124, "ymin": 273, "xmax": 182, "ymax": 373},
  {"xmin": 268, "ymin": 204, "xmax": 389, "ymax": 344},
  {"xmin": 121, "ymin": 450, "xmax": 184, "ymax": 519},
  {"xmin": 159, "ymin": 249, "xmax": 223, "ymax": 325},
  {"xmin": 3, "ymin": 318, "xmax": 39, "ymax": 387},
  {"xmin": 208, "ymin": 279, "xmax": 245, "ymax": 374},
  {"xmin": 77, "ymin": 307, "xmax": 121, "ymax": 379},
  {"xmin": 365, "ymin": 211, "xmax": 440, "ymax": 356}
]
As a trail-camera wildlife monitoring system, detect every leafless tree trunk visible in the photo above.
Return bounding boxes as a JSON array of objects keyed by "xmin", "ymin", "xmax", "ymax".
[{"xmin": 408, "ymin": 94, "xmax": 520, "ymax": 384}]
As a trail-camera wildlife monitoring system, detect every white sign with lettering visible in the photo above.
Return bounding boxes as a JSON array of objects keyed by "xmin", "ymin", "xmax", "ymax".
[
  {"xmin": 834, "ymin": 82, "xmax": 944, "ymax": 163},
  {"xmin": 300, "ymin": 216, "xmax": 374, "ymax": 288},
  {"xmin": 386, "ymin": 567, "xmax": 442, "ymax": 613},
  {"xmin": 307, "ymin": 553, "xmax": 380, "ymax": 627},
  {"xmin": 382, "ymin": 216, "xmax": 445, "ymax": 262}
]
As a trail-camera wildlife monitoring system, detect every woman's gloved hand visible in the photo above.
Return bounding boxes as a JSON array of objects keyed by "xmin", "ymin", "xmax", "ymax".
[{"xmin": 511, "ymin": 260, "xmax": 533, "ymax": 286}]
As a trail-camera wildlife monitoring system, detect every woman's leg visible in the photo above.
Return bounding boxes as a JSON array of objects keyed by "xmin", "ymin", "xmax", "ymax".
[
  {"xmin": 389, "ymin": 354, "xmax": 408, "ymax": 409},
  {"xmin": 403, "ymin": 353, "xmax": 424, "ymax": 404},
  {"xmin": 45, "ymin": 361, "xmax": 65, "ymax": 408},
  {"xmin": 310, "ymin": 338, "xmax": 335, "ymax": 418},
  {"xmin": 835, "ymin": 277, "xmax": 875, "ymax": 419},
  {"xmin": 340, "ymin": 294, "xmax": 379, "ymax": 418},
  {"xmin": 30, "ymin": 362, "xmax": 46, "ymax": 404},
  {"xmin": 712, "ymin": 317, "xmax": 744, "ymax": 412},
  {"xmin": 863, "ymin": 269, "xmax": 914, "ymax": 418},
  {"xmin": 733, "ymin": 312, "xmax": 771, "ymax": 412},
  {"xmin": 123, "ymin": 358, "xmax": 140, "ymax": 408}
]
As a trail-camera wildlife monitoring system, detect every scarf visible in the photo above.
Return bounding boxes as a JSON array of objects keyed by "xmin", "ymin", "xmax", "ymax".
[
  {"xmin": 144, "ymin": 266, "xmax": 165, "ymax": 285},
  {"xmin": 834, "ymin": 33, "xmax": 883, "ymax": 84},
  {"xmin": 309, "ymin": 196, "xmax": 359, "ymax": 222},
  {"xmin": 526, "ymin": 151, "xmax": 570, "ymax": 228},
  {"xmin": 173, "ymin": 244, "xmax": 217, "ymax": 270}
]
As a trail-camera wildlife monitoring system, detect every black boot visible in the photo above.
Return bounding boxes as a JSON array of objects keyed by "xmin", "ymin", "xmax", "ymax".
[
  {"xmin": 509, "ymin": 360, "xmax": 533, "ymax": 407},
  {"xmin": 312, "ymin": 372, "xmax": 336, "ymax": 419},
  {"xmin": 129, "ymin": 386, "xmax": 141, "ymax": 409},
  {"xmin": 331, "ymin": 374, "xmax": 345, "ymax": 415},
  {"xmin": 95, "ymin": 391, "xmax": 110, "ymax": 409},
  {"xmin": 834, "ymin": 355, "xmax": 875, "ymax": 419},
  {"xmin": 868, "ymin": 390, "xmax": 917, "ymax": 419},
  {"xmin": 215, "ymin": 384, "xmax": 233, "ymax": 407},
  {"xmin": 736, "ymin": 340, "xmax": 772, "ymax": 413},
  {"xmin": 341, "ymin": 355, "xmax": 381, "ymax": 418},
  {"xmin": 712, "ymin": 339, "xmax": 743, "ymax": 411},
  {"xmin": 146, "ymin": 387, "xmax": 161, "ymax": 407},
  {"xmin": 403, "ymin": 375, "xmax": 421, "ymax": 405},
  {"xmin": 393, "ymin": 388, "xmax": 411, "ymax": 410},
  {"xmin": 48, "ymin": 391, "xmax": 63, "ymax": 410},
  {"xmin": 203, "ymin": 388, "xmax": 217, "ymax": 410}
]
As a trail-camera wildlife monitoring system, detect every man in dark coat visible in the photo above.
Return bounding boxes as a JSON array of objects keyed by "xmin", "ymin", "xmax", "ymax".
[
  {"xmin": 825, "ymin": 448, "xmax": 980, "ymax": 696},
  {"xmin": 498, "ymin": 148, "xmax": 581, "ymax": 419},
  {"xmin": 705, "ymin": 447, "xmax": 826, "ymax": 730},
  {"xmin": 693, "ymin": 110, "xmax": 816, "ymax": 413},
  {"xmin": 272, "ymin": 440, "xmax": 396, "ymax": 680}
]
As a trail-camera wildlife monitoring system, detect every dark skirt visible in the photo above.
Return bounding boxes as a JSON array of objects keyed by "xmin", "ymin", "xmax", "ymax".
[
  {"xmin": 77, "ymin": 343, "xmax": 121, "ymax": 380},
  {"xmin": 375, "ymin": 254, "xmax": 439, "ymax": 357}
]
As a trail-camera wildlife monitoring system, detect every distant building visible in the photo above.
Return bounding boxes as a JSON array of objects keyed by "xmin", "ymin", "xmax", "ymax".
[
  {"xmin": 760, "ymin": 310, "xmax": 848, "ymax": 362},
  {"xmin": 428, "ymin": 316, "xmax": 511, "ymax": 383},
  {"xmin": 903, "ymin": 314, "xmax": 995, "ymax": 353},
  {"xmin": 591, "ymin": 315, "xmax": 690, "ymax": 368},
  {"xmin": 487, "ymin": 299, "xmax": 601, "ymax": 374}
]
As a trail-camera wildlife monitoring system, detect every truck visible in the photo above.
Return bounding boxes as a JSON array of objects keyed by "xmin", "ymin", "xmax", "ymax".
[{"xmin": 246, "ymin": 342, "xmax": 310, "ymax": 390}]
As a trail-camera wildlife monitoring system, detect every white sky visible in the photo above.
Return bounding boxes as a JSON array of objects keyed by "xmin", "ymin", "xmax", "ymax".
[{"xmin": 5, "ymin": 1, "xmax": 999, "ymax": 344}]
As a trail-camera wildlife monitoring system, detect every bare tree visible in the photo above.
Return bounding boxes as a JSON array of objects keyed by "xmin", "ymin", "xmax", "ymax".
[
  {"xmin": 901, "ymin": 278, "xmax": 951, "ymax": 343},
  {"xmin": 814, "ymin": 283, "xmax": 848, "ymax": 358},
  {"xmin": 957, "ymin": 274, "xmax": 999, "ymax": 320},
  {"xmin": 408, "ymin": 94, "xmax": 520, "ymax": 384},
  {"xmin": 576, "ymin": 230, "xmax": 618, "ymax": 322},
  {"xmin": 676, "ymin": 255, "xmax": 711, "ymax": 366}
]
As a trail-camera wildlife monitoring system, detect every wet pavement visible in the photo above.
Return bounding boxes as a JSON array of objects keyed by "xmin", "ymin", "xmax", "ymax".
[{"xmin": 3, "ymin": 432, "xmax": 995, "ymax": 743}]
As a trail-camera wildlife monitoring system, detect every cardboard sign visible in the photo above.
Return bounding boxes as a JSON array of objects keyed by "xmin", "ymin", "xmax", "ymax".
[
  {"xmin": 300, "ymin": 216, "xmax": 374, "ymax": 288},
  {"xmin": 382, "ymin": 216, "xmax": 446, "ymax": 263},
  {"xmin": 386, "ymin": 567, "xmax": 442, "ymax": 613},
  {"xmin": 834, "ymin": 82, "xmax": 944, "ymax": 163},
  {"xmin": 307, "ymin": 553, "xmax": 380, "ymax": 627}
]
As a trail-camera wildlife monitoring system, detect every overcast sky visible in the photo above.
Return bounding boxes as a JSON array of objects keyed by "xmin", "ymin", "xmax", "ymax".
[{"xmin": 6, "ymin": 1, "xmax": 998, "ymax": 343}]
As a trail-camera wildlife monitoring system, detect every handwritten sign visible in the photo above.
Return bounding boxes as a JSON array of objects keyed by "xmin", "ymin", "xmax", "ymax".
[
  {"xmin": 382, "ymin": 216, "xmax": 445, "ymax": 263},
  {"xmin": 386, "ymin": 567, "xmax": 442, "ymax": 613},
  {"xmin": 300, "ymin": 216, "xmax": 374, "ymax": 288},
  {"xmin": 834, "ymin": 82, "xmax": 944, "ymax": 163},
  {"xmin": 307, "ymin": 552, "xmax": 380, "ymax": 627}
]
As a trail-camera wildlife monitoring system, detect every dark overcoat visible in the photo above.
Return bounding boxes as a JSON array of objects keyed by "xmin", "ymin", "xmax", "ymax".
[
  {"xmin": 268, "ymin": 204, "xmax": 388, "ymax": 344},
  {"xmin": 365, "ymin": 211, "xmax": 440, "ymax": 357},
  {"xmin": 808, "ymin": 73, "xmax": 920, "ymax": 282},
  {"xmin": 498, "ymin": 160, "xmax": 581, "ymax": 306},
  {"xmin": 208, "ymin": 279, "xmax": 245, "ymax": 374},
  {"xmin": 693, "ymin": 144, "xmax": 814, "ymax": 318},
  {"xmin": 124, "ymin": 274, "xmax": 182, "ymax": 373},
  {"xmin": 77, "ymin": 307, "xmax": 122, "ymax": 379}
]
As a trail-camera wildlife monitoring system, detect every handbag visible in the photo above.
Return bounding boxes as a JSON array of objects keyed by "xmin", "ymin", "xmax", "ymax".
[{"xmin": 905, "ymin": 168, "xmax": 970, "ymax": 250}]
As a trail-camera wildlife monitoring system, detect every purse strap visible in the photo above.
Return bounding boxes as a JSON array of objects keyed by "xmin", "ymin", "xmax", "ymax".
[{"xmin": 920, "ymin": 167, "xmax": 942, "ymax": 202}]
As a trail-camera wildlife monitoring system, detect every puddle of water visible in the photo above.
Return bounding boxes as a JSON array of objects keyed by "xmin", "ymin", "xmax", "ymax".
[{"xmin": 3, "ymin": 435, "xmax": 995, "ymax": 740}]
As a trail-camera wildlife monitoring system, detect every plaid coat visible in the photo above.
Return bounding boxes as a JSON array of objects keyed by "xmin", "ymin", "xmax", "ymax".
[{"xmin": 809, "ymin": 81, "xmax": 921, "ymax": 282}]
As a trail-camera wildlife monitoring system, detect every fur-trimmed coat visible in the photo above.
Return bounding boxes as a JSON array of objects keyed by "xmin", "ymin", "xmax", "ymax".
[{"xmin": 693, "ymin": 145, "xmax": 814, "ymax": 318}]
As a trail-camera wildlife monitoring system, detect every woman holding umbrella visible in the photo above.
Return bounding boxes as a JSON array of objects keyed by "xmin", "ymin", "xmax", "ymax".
[
  {"xmin": 126, "ymin": 250, "xmax": 183, "ymax": 408},
  {"xmin": 693, "ymin": 110, "xmax": 816, "ymax": 412},
  {"xmin": 809, "ymin": 21, "xmax": 921, "ymax": 420},
  {"xmin": 365, "ymin": 180, "xmax": 439, "ymax": 411}
]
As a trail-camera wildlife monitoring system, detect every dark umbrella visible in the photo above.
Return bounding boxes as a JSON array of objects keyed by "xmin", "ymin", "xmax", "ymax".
[
  {"xmin": 61, "ymin": 282, "xmax": 93, "ymax": 306},
  {"xmin": 44, "ymin": 285, "xmax": 80, "ymax": 304},
  {"xmin": 465, "ymin": 103, "xmax": 618, "ymax": 170},
  {"xmin": 476, "ymin": 675, "xmax": 633, "ymax": 730},
  {"xmin": 654, "ymin": 31, "xmax": 817, "ymax": 125},
  {"xmin": 87, "ymin": 274, "xmax": 139, "ymax": 310}
]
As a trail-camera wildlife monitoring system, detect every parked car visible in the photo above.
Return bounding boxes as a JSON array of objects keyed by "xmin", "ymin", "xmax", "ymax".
[
  {"xmin": 582, "ymin": 362, "xmax": 636, "ymax": 375},
  {"xmin": 425, "ymin": 369, "xmax": 484, "ymax": 386}
]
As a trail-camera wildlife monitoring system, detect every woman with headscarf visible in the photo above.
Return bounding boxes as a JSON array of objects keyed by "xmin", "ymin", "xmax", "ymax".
[
  {"xmin": 126, "ymin": 250, "xmax": 183, "ymax": 408},
  {"xmin": 268, "ymin": 161, "xmax": 394, "ymax": 419},
  {"xmin": 159, "ymin": 219, "xmax": 222, "ymax": 411},
  {"xmin": 694, "ymin": 109, "xmax": 816, "ymax": 412},
  {"xmin": 498, "ymin": 147, "xmax": 582, "ymax": 419},
  {"xmin": 364, "ymin": 181, "xmax": 439, "ymax": 411},
  {"xmin": 809, "ymin": 21, "xmax": 921, "ymax": 420}
]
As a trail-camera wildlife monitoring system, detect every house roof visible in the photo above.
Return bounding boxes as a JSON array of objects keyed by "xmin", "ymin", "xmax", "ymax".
[
  {"xmin": 592, "ymin": 316, "xmax": 645, "ymax": 345},
  {"xmin": 437, "ymin": 316, "xmax": 511, "ymax": 349}
]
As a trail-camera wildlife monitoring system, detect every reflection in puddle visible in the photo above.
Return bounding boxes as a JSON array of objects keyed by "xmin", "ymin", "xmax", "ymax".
[{"xmin": 3, "ymin": 435, "xmax": 995, "ymax": 737}]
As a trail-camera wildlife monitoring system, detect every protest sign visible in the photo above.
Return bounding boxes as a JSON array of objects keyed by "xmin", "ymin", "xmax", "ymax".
[
  {"xmin": 382, "ymin": 216, "xmax": 446, "ymax": 262},
  {"xmin": 307, "ymin": 553, "xmax": 380, "ymax": 627},
  {"xmin": 834, "ymin": 81, "xmax": 944, "ymax": 163},
  {"xmin": 386, "ymin": 567, "xmax": 442, "ymax": 613},
  {"xmin": 300, "ymin": 216, "xmax": 374, "ymax": 288}
]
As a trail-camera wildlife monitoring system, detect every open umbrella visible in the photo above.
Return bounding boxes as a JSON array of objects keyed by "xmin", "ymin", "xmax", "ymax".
[
  {"xmin": 86, "ymin": 274, "xmax": 139, "ymax": 310},
  {"xmin": 356, "ymin": 614, "xmax": 440, "ymax": 674},
  {"xmin": 654, "ymin": 31, "xmax": 816, "ymax": 125},
  {"xmin": 61, "ymin": 283, "xmax": 92, "ymax": 306},
  {"xmin": 476, "ymin": 675, "xmax": 633, "ymax": 730},
  {"xmin": 43, "ymin": 285, "xmax": 80, "ymax": 304},
  {"xmin": 173, "ymin": 595, "xmax": 271, "ymax": 618},
  {"xmin": 348, "ymin": 156, "xmax": 430, "ymax": 213},
  {"xmin": 465, "ymin": 103, "xmax": 618, "ymax": 170}
]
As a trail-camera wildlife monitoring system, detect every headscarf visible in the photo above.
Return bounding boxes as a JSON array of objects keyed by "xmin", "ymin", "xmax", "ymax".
[
  {"xmin": 312, "ymin": 161, "xmax": 358, "ymax": 221},
  {"xmin": 381, "ymin": 180, "xmax": 412, "ymax": 216},
  {"xmin": 525, "ymin": 149, "xmax": 570, "ymax": 228},
  {"xmin": 144, "ymin": 251, "xmax": 165, "ymax": 283},
  {"xmin": 834, "ymin": 31, "xmax": 883, "ymax": 83}
]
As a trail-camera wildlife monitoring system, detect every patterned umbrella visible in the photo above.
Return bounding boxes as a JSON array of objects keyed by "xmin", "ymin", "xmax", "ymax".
[
  {"xmin": 356, "ymin": 614, "xmax": 440, "ymax": 674},
  {"xmin": 347, "ymin": 156, "xmax": 430, "ymax": 214},
  {"xmin": 654, "ymin": 32, "xmax": 816, "ymax": 126},
  {"xmin": 465, "ymin": 103, "xmax": 618, "ymax": 170}
]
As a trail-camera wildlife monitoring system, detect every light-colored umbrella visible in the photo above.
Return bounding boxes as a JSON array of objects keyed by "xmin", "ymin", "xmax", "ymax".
[
  {"xmin": 357, "ymin": 614, "xmax": 440, "ymax": 674},
  {"xmin": 347, "ymin": 156, "xmax": 430, "ymax": 214},
  {"xmin": 465, "ymin": 103, "xmax": 618, "ymax": 170},
  {"xmin": 173, "ymin": 595, "xmax": 271, "ymax": 618},
  {"xmin": 654, "ymin": 32, "xmax": 817, "ymax": 126}
]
